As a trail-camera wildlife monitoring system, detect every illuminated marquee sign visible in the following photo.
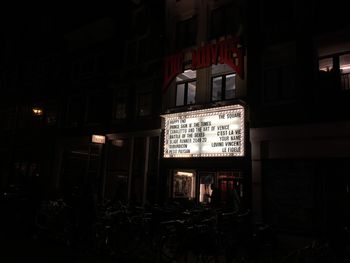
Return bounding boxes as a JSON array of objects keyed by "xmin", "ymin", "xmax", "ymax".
[
  {"xmin": 163, "ymin": 37, "xmax": 244, "ymax": 92},
  {"xmin": 162, "ymin": 105, "xmax": 245, "ymax": 158}
]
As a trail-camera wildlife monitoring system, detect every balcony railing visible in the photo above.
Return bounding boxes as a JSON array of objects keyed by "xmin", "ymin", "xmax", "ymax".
[{"xmin": 341, "ymin": 72, "xmax": 350, "ymax": 91}]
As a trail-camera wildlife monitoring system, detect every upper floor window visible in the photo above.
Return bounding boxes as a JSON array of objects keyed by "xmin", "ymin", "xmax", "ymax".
[
  {"xmin": 210, "ymin": 3, "xmax": 239, "ymax": 40},
  {"xmin": 71, "ymin": 55, "xmax": 96, "ymax": 81},
  {"xmin": 115, "ymin": 89, "xmax": 128, "ymax": 120},
  {"xmin": 137, "ymin": 92, "xmax": 153, "ymax": 117},
  {"xmin": 66, "ymin": 96, "xmax": 85, "ymax": 127},
  {"xmin": 176, "ymin": 70, "xmax": 196, "ymax": 106},
  {"xmin": 319, "ymin": 57, "xmax": 333, "ymax": 72},
  {"xmin": 212, "ymin": 74, "xmax": 236, "ymax": 101},
  {"xmin": 211, "ymin": 64, "xmax": 236, "ymax": 101},
  {"xmin": 263, "ymin": 65, "xmax": 296, "ymax": 103},
  {"xmin": 319, "ymin": 53, "xmax": 350, "ymax": 91},
  {"xmin": 262, "ymin": 0, "xmax": 295, "ymax": 28},
  {"xmin": 86, "ymin": 92, "xmax": 110, "ymax": 125},
  {"xmin": 176, "ymin": 16, "xmax": 197, "ymax": 50},
  {"xmin": 340, "ymin": 54, "xmax": 350, "ymax": 90}
]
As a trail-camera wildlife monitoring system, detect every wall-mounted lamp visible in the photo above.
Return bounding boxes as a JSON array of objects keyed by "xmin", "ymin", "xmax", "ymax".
[
  {"xmin": 92, "ymin": 134, "xmax": 106, "ymax": 144},
  {"xmin": 32, "ymin": 107, "xmax": 43, "ymax": 116}
]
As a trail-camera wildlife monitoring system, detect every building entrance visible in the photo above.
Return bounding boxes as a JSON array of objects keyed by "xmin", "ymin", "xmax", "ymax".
[{"xmin": 171, "ymin": 169, "xmax": 244, "ymax": 208}]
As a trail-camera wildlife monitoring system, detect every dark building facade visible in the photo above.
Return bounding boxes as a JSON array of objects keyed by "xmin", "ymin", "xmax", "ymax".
[
  {"xmin": 2, "ymin": 0, "xmax": 350, "ymax": 238},
  {"xmin": 248, "ymin": 1, "xmax": 350, "ymax": 235},
  {"xmin": 0, "ymin": 3, "xmax": 165, "ymax": 206}
]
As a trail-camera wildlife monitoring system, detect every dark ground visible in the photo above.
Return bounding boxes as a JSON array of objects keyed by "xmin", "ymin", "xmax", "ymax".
[
  {"xmin": 0, "ymin": 227, "xmax": 317, "ymax": 263},
  {"xmin": 0, "ymin": 232, "xmax": 114, "ymax": 263}
]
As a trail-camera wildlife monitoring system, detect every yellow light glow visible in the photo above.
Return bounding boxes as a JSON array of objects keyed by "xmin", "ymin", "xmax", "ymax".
[
  {"xmin": 176, "ymin": 171, "xmax": 194, "ymax": 177},
  {"xmin": 92, "ymin": 135, "xmax": 106, "ymax": 144},
  {"xmin": 32, "ymin": 108, "xmax": 43, "ymax": 116}
]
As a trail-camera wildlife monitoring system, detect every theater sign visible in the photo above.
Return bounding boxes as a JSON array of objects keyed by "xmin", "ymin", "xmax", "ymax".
[
  {"xmin": 163, "ymin": 37, "xmax": 244, "ymax": 93},
  {"xmin": 162, "ymin": 105, "xmax": 245, "ymax": 158}
]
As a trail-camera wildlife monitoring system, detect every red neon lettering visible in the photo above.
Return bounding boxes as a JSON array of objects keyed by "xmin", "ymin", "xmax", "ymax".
[
  {"xmin": 163, "ymin": 53, "xmax": 183, "ymax": 93},
  {"xmin": 191, "ymin": 49, "xmax": 198, "ymax": 70},
  {"xmin": 211, "ymin": 44, "xmax": 218, "ymax": 64},
  {"xmin": 163, "ymin": 38, "xmax": 244, "ymax": 92}
]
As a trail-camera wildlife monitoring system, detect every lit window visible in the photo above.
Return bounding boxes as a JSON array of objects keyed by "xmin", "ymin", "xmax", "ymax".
[
  {"xmin": 318, "ymin": 54, "xmax": 350, "ymax": 91},
  {"xmin": 176, "ymin": 70, "xmax": 196, "ymax": 106},
  {"xmin": 319, "ymin": 57, "xmax": 333, "ymax": 72},
  {"xmin": 173, "ymin": 170, "xmax": 196, "ymax": 199},
  {"xmin": 199, "ymin": 173, "xmax": 215, "ymax": 203},
  {"xmin": 340, "ymin": 54, "xmax": 350, "ymax": 73},
  {"xmin": 212, "ymin": 74, "xmax": 236, "ymax": 101},
  {"xmin": 340, "ymin": 54, "xmax": 350, "ymax": 90}
]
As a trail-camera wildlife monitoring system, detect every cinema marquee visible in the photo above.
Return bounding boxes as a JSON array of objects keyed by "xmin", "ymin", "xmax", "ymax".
[{"xmin": 162, "ymin": 104, "xmax": 245, "ymax": 158}]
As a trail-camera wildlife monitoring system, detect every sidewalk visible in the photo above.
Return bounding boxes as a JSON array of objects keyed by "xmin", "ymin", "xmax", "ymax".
[
  {"xmin": 0, "ymin": 228, "xmax": 319, "ymax": 263},
  {"xmin": 0, "ymin": 232, "xmax": 113, "ymax": 263}
]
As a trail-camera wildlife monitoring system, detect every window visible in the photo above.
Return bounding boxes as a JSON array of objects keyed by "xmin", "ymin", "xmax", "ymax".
[
  {"xmin": 263, "ymin": 65, "xmax": 296, "ymax": 103},
  {"xmin": 199, "ymin": 172, "xmax": 215, "ymax": 204},
  {"xmin": 137, "ymin": 92, "xmax": 152, "ymax": 117},
  {"xmin": 126, "ymin": 40, "xmax": 138, "ymax": 66},
  {"xmin": 115, "ymin": 89, "xmax": 128, "ymax": 119},
  {"xmin": 340, "ymin": 54, "xmax": 350, "ymax": 90},
  {"xmin": 211, "ymin": 64, "xmax": 236, "ymax": 101},
  {"xmin": 210, "ymin": 3, "xmax": 239, "ymax": 40},
  {"xmin": 173, "ymin": 170, "xmax": 196, "ymax": 199},
  {"xmin": 318, "ymin": 53, "xmax": 350, "ymax": 91},
  {"xmin": 176, "ymin": 70, "xmax": 196, "ymax": 106},
  {"xmin": 263, "ymin": 0, "xmax": 295, "ymax": 28},
  {"xmin": 212, "ymin": 74, "xmax": 236, "ymax": 101},
  {"xmin": 44, "ymin": 102, "xmax": 58, "ymax": 126},
  {"xmin": 66, "ymin": 96, "xmax": 85, "ymax": 127},
  {"xmin": 81, "ymin": 56, "xmax": 95, "ymax": 76},
  {"xmin": 319, "ymin": 57, "xmax": 333, "ymax": 72},
  {"xmin": 176, "ymin": 16, "xmax": 197, "ymax": 50},
  {"xmin": 86, "ymin": 92, "xmax": 110, "ymax": 124}
]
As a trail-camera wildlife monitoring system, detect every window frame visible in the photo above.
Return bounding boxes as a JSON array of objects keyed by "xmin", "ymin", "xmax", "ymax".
[
  {"xmin": 114, "ymin": 88, "xmax": 128, "ymax": 120},
  {"xmin": 175, "ymin": 69, "xmax": 197, "ymax": 107},
  {"xmin": 262, "ymin": 64, "xmax": 296, "ymax": 105},
  {"xmin": 175, "ymin": 80, "xmax": 197, "ymax": 106},
  {"xmin": 210, "ymin": 3, "xmax": 238, "ymax": 40},
  {"xmin": 175, "ymin": 15, "xmax": 197, "ymax": 51},
  {"xmin": 137, "ymin": 91, "xmax": 153, "ymax": 117},
  {"xmin": 211, "ymin": 73, "xmax": 236, "ymax": 102}
]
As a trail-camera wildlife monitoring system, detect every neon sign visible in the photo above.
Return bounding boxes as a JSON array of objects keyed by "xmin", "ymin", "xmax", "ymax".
[{"xmin": 163, "ymin": 38, "xmax": 244, "ymax": 92}]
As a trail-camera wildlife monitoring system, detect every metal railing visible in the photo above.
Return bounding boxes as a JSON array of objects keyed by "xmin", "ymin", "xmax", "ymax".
[{"xmin": 341, "ymin": 72, "xmax": 350, "ymax": 91}]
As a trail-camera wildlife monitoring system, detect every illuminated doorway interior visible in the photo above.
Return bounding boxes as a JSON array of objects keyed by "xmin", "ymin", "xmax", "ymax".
[
  {"xmin": 199, "ymin": 172, "xmax": 215, "ymax": 203},
  {"xmin": 173, "ymin": 170, "xmax": 196, "ymax": 199},
  {"xmin": 218, "ymin": 171, "xmax": 243, "ymax": 208}
]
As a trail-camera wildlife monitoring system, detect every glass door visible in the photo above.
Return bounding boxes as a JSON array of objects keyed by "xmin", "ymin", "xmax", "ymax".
[
  {"xmin": 198, "ymin": 172, "xmax": 215, "ymax": 204},
  {"xmin": 218, "ymin": 171, "xmax": 243, "ymax": 209}
]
